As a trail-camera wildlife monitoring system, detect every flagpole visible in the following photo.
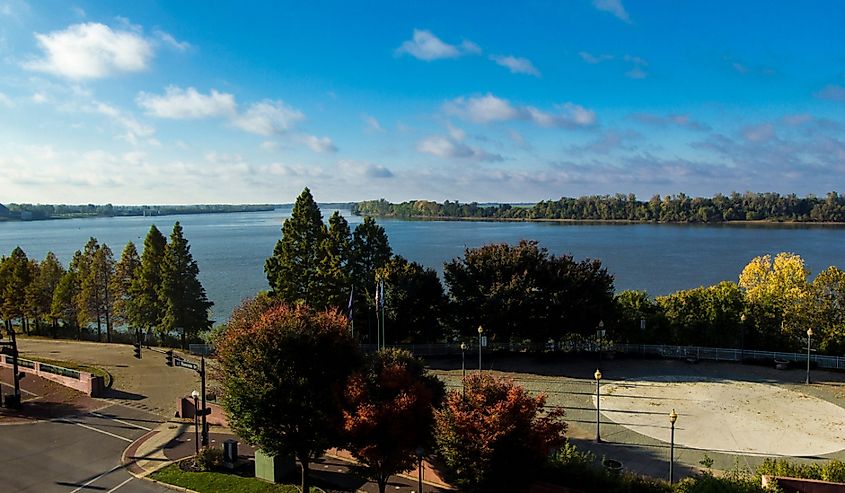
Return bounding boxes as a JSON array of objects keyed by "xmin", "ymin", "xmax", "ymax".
[{"xmin": 381, "ymin": 280, "xmax": 386, "ymax": 349}]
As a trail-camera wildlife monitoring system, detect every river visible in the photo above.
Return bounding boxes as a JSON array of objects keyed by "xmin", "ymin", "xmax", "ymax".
[{"xmin": 2, "ymin": 208, "xmax": 844, "ymax": 322}]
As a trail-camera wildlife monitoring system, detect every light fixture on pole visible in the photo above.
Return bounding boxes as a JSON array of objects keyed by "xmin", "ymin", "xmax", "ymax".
[
  {"xmin": 477, "ymin": 326, "xmax": 484, "ymax": 373},
  {"xmin": 594, "ymin": 369, "xmax": 602, "ymax": 442},
  {"xmin": 806, "ymin": 328, "xmax": 814, "ymax": 385},
  {"xmin": 597, "ymin": 321, "xmax": 605, "ymax": 362},
  {"xmin": 415, "ymin": 447, "xmax": 425, "ymax": 493},
  {"xmin": 460, "ymin": 342, "xmax": 467, "ymax": 383},
  {"xmin": 669, "ymin": 409, "xmax": 678, "ymax": 484},
  {"xmin": 191, "ymin": 390, "xmax": 200, "ymax": 454}
]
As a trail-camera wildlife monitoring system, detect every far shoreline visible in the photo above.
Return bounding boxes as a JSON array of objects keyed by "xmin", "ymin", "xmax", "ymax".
[{"xmin": 357, "ymin": 214, "xmax": 845, "ymax": 227}]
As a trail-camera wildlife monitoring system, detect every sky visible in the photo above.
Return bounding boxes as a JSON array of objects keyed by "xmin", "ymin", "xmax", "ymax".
[{"xmin": 0, "ymin": 0, "xmax": 843, "ymax": 205}]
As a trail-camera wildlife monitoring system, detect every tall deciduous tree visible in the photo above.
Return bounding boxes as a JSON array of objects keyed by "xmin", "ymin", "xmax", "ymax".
[
  {"xmin": 160, "ymin": 222, "xmax": 213, "ymax": 347},
  {"xmin": 343, "ymin": 349, "xmax": 444, "ymax": 493},
  {"xmin": 129, "ymin": 225, "xmax": 167, "ymax": 336},
  {"xmin": 376, "ymin": 256, "xmax": 446, "ymax": 343},
  {"xmin": 111, "ymin": 242, "xmax": 141, "ymax": 330},
  {"xmin": 811, "ymin": 266, "xmax": 845, "ymax": 353},
  {"xmin": 215, "ymin": 299, "xmax": 360, "ymax": 493},
  {"xmin": 434, "ymin": 374, "xmax": 567, "ymax": 493},
  {"xmin": 265, "ymin": 188, "xmax": 328, "ymax": 306},
  {"xmin": 1, "ymin": 247, "xmax": 34, "ymax": 332},
  {"xmin": 51, "ymin": 270, "xmax": 80, "ymax": 337}
]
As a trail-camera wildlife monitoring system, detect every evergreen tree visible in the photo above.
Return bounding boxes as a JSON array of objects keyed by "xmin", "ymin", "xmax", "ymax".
[
  {"xmin": 25, "ymin": 252, "xmax": 65, "ymax": 336},
  {"xmin": 316, "ymin": 211, "xmax": 353, "ymax": 310},
  {"xmin": 1, "ymin": 247, "xmax": 34, "ymax": 332},
  {"xmin": 265, "ymin": 187, "xmax": 328, "ymax": 305},
  {"xmin": 350, "ymin": 216, "xmax": 393, "ymax": 341},
  {"xmin": 129, "ymin": 225, "xmax": 167, "ymax": 336},
  {"xmin": 73, "ymin": 238, "xmax": 100, "ymax": 334},
  {"xmin": 51, "ymin": 271, "xmax": 80, "ymax": 337},
  {"xmin": 77, "ymin": 239, "xmax": 115, "ymax": 342},
  {"xmin": 160, "ymin": 222, "xmax": 213, "ymax": 347},
  {"xmin": 111, "ymin": 242, "xmax": 141, "ymax": 330}
]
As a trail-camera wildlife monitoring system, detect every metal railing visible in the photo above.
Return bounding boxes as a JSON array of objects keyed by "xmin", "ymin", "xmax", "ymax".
[{"xmin": 38, "ymin": 362, "xmax": 81, "ymax": 379}]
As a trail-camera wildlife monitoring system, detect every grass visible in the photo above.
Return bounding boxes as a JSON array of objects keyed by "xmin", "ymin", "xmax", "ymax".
[
  {"xmin": 22, "ymin": 355, "xmax": 112, "ymax": 387},
  {"xmin": 150, "ymin": 463, "xmax": 323, "ymax": 493}
]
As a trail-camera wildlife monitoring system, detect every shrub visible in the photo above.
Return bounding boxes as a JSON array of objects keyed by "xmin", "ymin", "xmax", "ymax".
[
  {"xmin": 194, "ymin": 446, "xmax": 223, "ymax": 472},
  {"xmin": 756, "ymin": 457, "xmax": 845, "ymax": 483}
]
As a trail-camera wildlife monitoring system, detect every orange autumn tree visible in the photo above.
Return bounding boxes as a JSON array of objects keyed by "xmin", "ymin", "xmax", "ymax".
[
  {"xmin": 215, "ymin": 297, "xmax": 360, "ymax": 493},
  {"xmin": 343, "ymin": 348, "xmax": 444, "ymax": 493},
  {"xmin": 435, "ymin": 373, "xmax": 567, "ymax": 493}
]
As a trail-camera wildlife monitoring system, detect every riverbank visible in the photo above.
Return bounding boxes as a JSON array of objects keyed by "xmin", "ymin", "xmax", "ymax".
[{"xmin": 357, "ymin": 214, "xmax": 845, "ymax": 227}]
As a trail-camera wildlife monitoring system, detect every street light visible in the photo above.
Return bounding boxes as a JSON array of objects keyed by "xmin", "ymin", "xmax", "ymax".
[
  {"xmin": 806, "ymin": 328, "xmax": 814, "ymax": 385},
  {"xmin": 191, "ymin": 390, "xmax": 200, "ymax": 454},
  {"xmin": 477, "ymin": 326, "xmax": 484, "ymax": 373},
  {"xmin": 594, "ymin": 369, "xmax": 602, "ymax": 442},
  {"xmin": 669, "ymin": 409, "xmax": 678, "ymax": 484},
  {"xmin": 415, "ymin": 447, "xmax": 425, "ymax": 493},
  {"xmin": 460, "ymin": 342, "xmax": 467, "ymax": 383},
  {"xmin": 597, "ymin": 321, "xmax": 605, "ymax": 362},
  {"xmin": 740, "ymin": 313, "xmax": 747, "ymax": 360}
]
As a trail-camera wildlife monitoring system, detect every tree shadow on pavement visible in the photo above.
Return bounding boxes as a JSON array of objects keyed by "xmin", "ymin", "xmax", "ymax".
[{"xmin": 101, "ymin": 388, "xmax": 146, "ymax": 401}]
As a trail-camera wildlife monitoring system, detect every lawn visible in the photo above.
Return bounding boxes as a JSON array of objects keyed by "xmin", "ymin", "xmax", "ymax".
[
  {"xmin": 23, "ymin": 355, "xmax": 112, "ymax": 387},
  {"xmin": 150, "ymin": 463, "xmax": 324, "ymax": 492}
]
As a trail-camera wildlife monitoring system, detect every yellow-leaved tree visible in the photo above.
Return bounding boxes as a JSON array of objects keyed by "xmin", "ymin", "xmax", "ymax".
[{"xmin": 739, "ymin": 252, "xmax": 813, "ymax": 346}]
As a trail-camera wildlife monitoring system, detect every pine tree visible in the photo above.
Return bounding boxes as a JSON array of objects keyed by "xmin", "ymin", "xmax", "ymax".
[
  {"xmin": 265, "ymin": 187, "xmax": 328, "ymax": 306},
  {"xmin": 25, "ymin": 252, "xmax": 65, "ymax": 336},
  {"xmin": 316, "ymin": 211, "xmax": 353, "ymax": 310},
  {"xmin": 129, "ymin": 225, "xmax": 167, "ymax": 337},
  {"xmin": 2, "ymin": 247, "xmax": 34, "ymax": 333},
  {"xmin": 350, "ymin": 216, "xmax": 392, "ymax": 339},
  {"xmin": 111, "ymin": 242, "xmax": 141, "ymax": 330},
  {"xmin": 160, "ymin": 222, "xmax": 213, "ymax": 348},
  {"xmin": 51, "ymin": 271, "xmax": 80, "ymax": 337}
]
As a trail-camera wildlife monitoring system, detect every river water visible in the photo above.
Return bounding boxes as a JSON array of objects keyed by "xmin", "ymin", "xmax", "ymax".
[{"xmin": 2, "ymin": 208, "xmax": 844, "ymax": 322}]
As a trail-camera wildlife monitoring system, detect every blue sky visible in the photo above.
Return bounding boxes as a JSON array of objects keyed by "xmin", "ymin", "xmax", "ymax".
[{"xmin": 0, "ymin": 0, "xmax": 843, "ymax": 204}]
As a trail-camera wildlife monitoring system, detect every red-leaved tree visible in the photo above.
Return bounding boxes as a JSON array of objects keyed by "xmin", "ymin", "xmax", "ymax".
[
  {"xmin": 435, "ymin": 373, "xmax": 567, "ymax": 493},
  {"xmin": 343, "ymin": 348, "xmax": 444, "ymax": 493}
]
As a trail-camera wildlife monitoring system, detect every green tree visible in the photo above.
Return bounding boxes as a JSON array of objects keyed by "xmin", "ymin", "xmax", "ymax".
[
  {"xmin": 77, "ymin": 239, "xmax": 115, "ymax": 342},
  {"xmin": 51, "ymin": 270, "xmax": 80, "ymax": 337},
  {"xmin": 612, "ymin": 290, "xmax": 663, "ymax": 343},
  {"xmin": 160, "ymin": 222, "xmax": 213, "ymax": 347},
  {"xmin": 376, "ymin": 256, "xmax": 446, "ymax": 343},
  {"xmin": 265, "ymin": 188, "xmax": 328, "ymax": 306},
  {"xmin": 811, "ymin": 266, "xmax": 845, "ymax": 353},
  {"xmin": 342, "ymin": 349, "xmax": 444, "ymax": 493},
  {"xmin": 25, "ymin": 252, "xmax": 65, "ymax": 336},
  {"xmin": 215, "ymin": 299, "xmax": 360, "ymax": 493},
  {"xmin": 129, "ymin": 225, "xmax": 167, "ymax": 337},
  {"xmin": 1, "ymin": 247, "xmax": 34, "ymax": 332},
  {"xmin": 435, "ymin": 373, "xmax": 567, "ymax": 493},
  {"xmin": 110, "ymin": 242, "xmax": 141, "ymax": 330},
  {"xmin": 315, "ymin": 211, "xmax": 353, "ymax": 310},
  {"xmin": 350, "ymin": 216, "xmax": 393, "ymax": 341}
]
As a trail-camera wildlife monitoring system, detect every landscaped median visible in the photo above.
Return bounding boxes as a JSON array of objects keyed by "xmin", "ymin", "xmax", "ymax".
[{"xmin": 150, "ymin": 461, "xmax": 326, "ymax": 493}]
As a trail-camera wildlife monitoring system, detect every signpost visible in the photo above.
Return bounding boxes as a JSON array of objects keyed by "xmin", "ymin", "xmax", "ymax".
[{"xmin": 169, "ymin": 353, "xmax": 210, "ymax": 446}]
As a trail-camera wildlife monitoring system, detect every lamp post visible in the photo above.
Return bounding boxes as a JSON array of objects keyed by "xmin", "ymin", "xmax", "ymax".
[
  {"xmin": 460, "ymin": 342, "xmax": 466, "ymax": 382},
  {"xmin": 597, "ymin": 321, "xmax": 605, "ymax": 363},
  {"xmin": 191, "ymin": 390, "xmax": 200, "ymax": 454},
  {"xmin": 740, "ymin": 313, "xmax": 747, "ymax": 360},
  {"xmin": 415, "ymin": 447, "xmax": 424, "ymax": 493},
  {"xmin": 594, "ymin": 369, "xmax": 602, "ymax": 442},
  {"xmin": 806, "ymin": 328, "xmax": 814, "ymax": 385},
  {"xmin": 669, "ymin": 409, "xmax": 678, "ymax": 484},
  {"xmin": 477, "ymin": 326, "xmax": 484, "ymax": 373}
]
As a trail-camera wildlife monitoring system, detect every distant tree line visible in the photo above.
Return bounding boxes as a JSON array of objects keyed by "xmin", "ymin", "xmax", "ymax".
[
  {"xmin": 1, "ymin": 203, "xmax": 275, "ymax": 220},
  {"xmin": 0, "ymin": 222, "xmax": 212, "ymax": 346},
  {"xmin": 353, "ymin": 191, "xmax": 845, "ymax": 223}
]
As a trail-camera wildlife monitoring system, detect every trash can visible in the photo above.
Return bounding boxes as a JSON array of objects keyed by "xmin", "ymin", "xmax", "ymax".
[{"xmin": 223, "ymin": 439, "xmax": 238, "ymax": 468}]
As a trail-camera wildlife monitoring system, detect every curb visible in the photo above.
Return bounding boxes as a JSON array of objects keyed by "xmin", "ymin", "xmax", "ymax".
[{"xmin": 121, "ymin": 428, "xmax": 160, "ymax": 477}]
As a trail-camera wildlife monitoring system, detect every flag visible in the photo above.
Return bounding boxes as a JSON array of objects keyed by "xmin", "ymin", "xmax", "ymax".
[
  {"xmin": 379, "ymin": 279, "xmax": 385, "ymax": 310},
  {"xmin": 375, "ymin": 281, "xmax": 381, "ymax": 310},
  {"xmin": 347, "ymin": 287, "xmax": 354, "ymax": 321}
]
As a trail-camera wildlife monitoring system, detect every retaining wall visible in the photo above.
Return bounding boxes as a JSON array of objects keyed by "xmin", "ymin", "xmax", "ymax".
[{"xmin": 0, "ymin": 355, "xmax": 104, "ymax": 396}]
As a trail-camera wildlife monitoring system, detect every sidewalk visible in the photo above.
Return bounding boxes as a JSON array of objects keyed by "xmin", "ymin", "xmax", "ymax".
[{"xmin": 123, "ymin": 420, "xmax": 455, "ymax": 492}]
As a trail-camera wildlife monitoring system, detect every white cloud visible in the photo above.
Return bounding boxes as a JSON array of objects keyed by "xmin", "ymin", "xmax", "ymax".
[
  {"xmin": 742, "ymin": 124, "xmax": 775, "ymax": 143},
  {"xmin": 363, "ymin": 114, "xmax": 384, "ymax": 133},
  {"xmin": 490, "ymin": 55, "xmax": 540, "ymax": 76},
  {"xmin": 445, "ymin": 93, "xmax": 596, "ymax": 128},
  {"xmin": 0, "ymin": 92, "xmax": 13, "ymax": 107},
  {"xmin": 31, "ymin": 92, "xmax": 48, "ymax": 104},
  {"xmin": 137, "ymin": 86, "xmax": 236, "ymax": 119},
  {"xmin": 24, "ymin": 22, "xmax": 153, "ymax": 79},
  {"xmin": 592, "ymin": 0, "xmax": 631, "ymax": 23},
  {"xmin": 579, "ymin": 52, "xmax": 614, "ymax": 64},
  {"xmin": 580, "ymin": 52, "xmax": 647, "ymax": 78},
  {"xmin": 232, "ymin": 100, "xmax": 305, "ymax": 136},
  {"xmin": 338, "ymin": 160, "xmax": 394, "ymax": 178},
  {"xmin": 417, "ymin": 125, "xmax": 503, "ymax": 162},
  {"xmin": 817, "ymin": 84, "xmax": 845, "ymax": 102},
  {"xmin": 154, "ymin": 29, "xmax": 190, "ymax": 51},
  {"xmin": 444, "ymin": 93, "xmax": 520, "ymax": 123},
  {"xmin": 93, "ymin": 102, "xmax": 155, "ymax": 144},
  {"xmin": 625, "ymin": 67, "xmax": 647, "ymax": 79},
  {"xmin": 395, "ymin": 29, "xmax": 479, "ymax": 61},
  {"xmin": 300, "ymin": 134, "xmax": 338, "ymax": 153}
]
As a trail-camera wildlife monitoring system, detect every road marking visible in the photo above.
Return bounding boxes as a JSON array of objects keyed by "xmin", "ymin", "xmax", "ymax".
[
  {"xmin": 90, "ymin": 411, "xmax": 153, "ymax": 431},
  {"xmin": 56, "ymin": 419, "xmax": 134, "ymax": 443},
  {"xmin": 0, "ymin": 381, "xmax": 39, "ymax": 396},
  {"xmin": 68, "ymin": 464, "xmax": 122, "ymax": 493},
  {"xmin": 107, "ymin": 476, "xmax": 134, "ymax": 492}
]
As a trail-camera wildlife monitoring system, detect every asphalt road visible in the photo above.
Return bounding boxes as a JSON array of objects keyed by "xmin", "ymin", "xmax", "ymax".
[{"xmin": 0, "ymin": 403, "xmax": 171, "ymax": 493}]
